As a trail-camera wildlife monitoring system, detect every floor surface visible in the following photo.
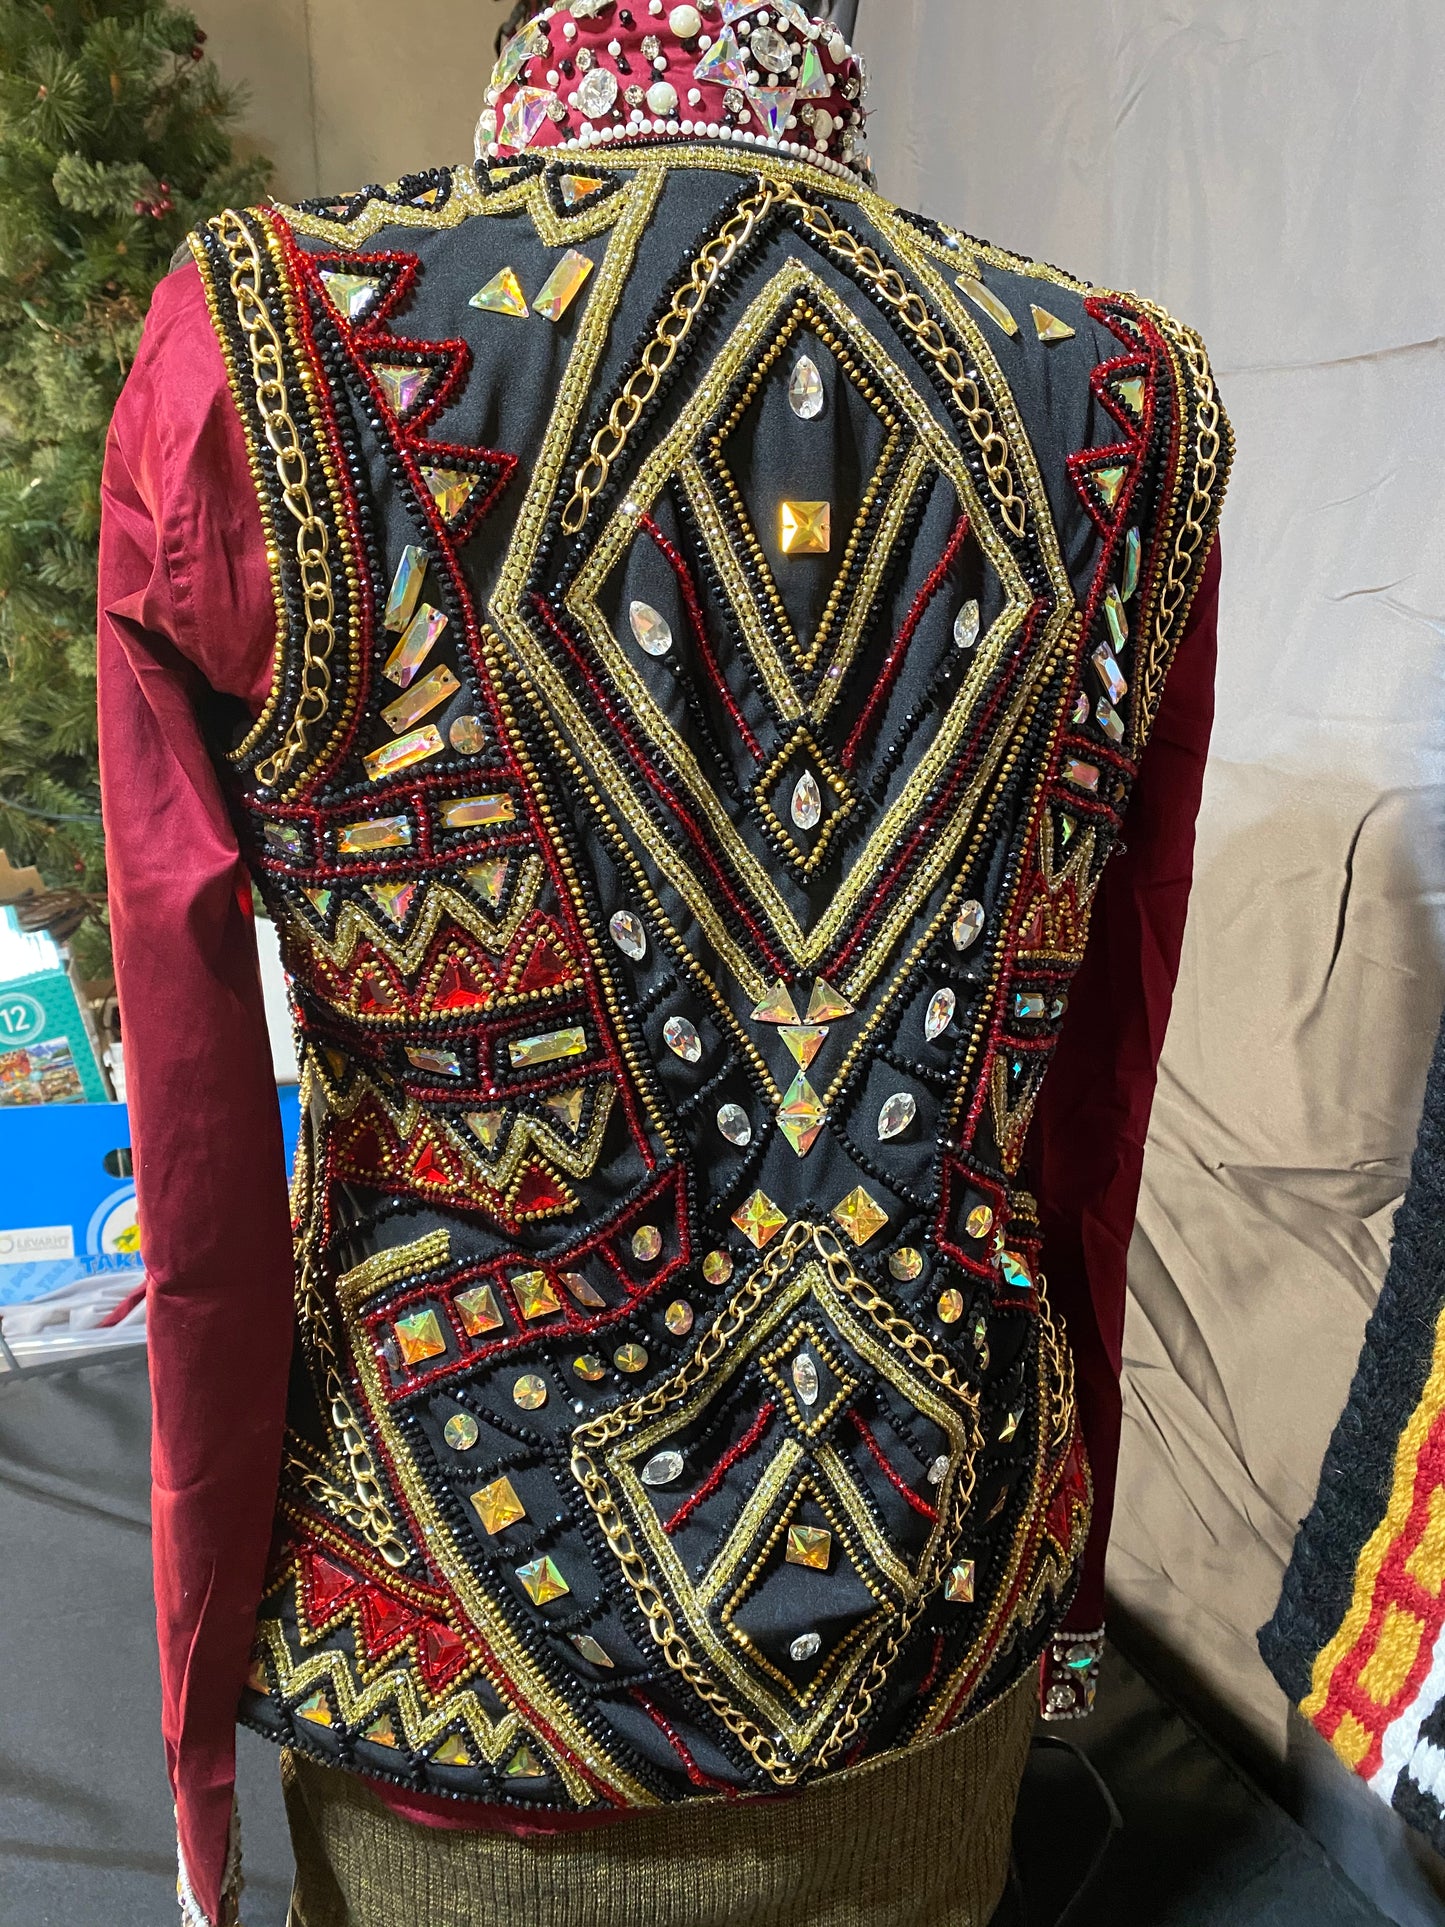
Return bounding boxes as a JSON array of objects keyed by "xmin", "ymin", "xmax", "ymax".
[{"xmin": 0, "ymin": 1350, "xmax": 1396, "ymax": 1926}]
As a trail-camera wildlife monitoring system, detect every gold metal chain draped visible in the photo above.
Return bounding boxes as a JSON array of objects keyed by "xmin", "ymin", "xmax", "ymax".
[{"xmin": 213, "ymin": 208, "xmax": 339, "ymax": 790}]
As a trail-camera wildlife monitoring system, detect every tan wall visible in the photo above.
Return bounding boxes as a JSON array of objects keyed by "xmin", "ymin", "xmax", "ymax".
[{"xmin": 196, "ymin": 0, "xmax": 517, "ymax": 202}]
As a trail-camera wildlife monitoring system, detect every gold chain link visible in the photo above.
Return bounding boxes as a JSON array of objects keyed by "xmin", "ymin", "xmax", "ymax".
[
  {"xmin": 214, "ymin": 209, "xmax": 339, "ymax": 790},
  {"xmin": 561, "ymin": 178, "xmax": 788, "ymax": 534}
]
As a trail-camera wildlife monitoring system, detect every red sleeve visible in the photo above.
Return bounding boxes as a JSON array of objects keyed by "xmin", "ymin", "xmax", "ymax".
[
  {"xmin": 1028, "ymin": 539, "xmax": 1222, "ymax": 1635},
  {"xmin": 98, "ymin": 264, "xmax": 294, "ymax": 1927}
]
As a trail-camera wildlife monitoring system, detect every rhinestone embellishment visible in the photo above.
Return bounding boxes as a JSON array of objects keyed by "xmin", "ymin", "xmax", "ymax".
[
  {"xmin": 789, "ymin": 354, "xmax": 825, "ymax": 419},
  {"xmin": 952, "ymin": 900, "xmax": 985, "ymax": 951},
  {"xmin": 629, "ymin": 599, "xmax": 674, "ymax": 657},
  {"xmin": 664, "ymin": 1016, "xmax": 702, "ymax": 1062},
  {"xmin": 610, "ymin": 910, "xmax": 647, "ymax": 960},
  {"xmin": 925, "ymin": 988, "xmax": 957, "ymax": 1041},
  {"xmin": 718, "ymin": 1102, "xmax": 753, "ymax": 1146},
  {"xmin": 792, "ymin": 1352, "xmax": 819, "ymax": 1407},
  {"xmin": 954, "ymin": 599, "xmax": 981, "ymax": 650},
  {"xmin": 889, "ymin": 1248, "xmax": 924, "ymax": 1282},
  {"xmin": 791, "ymin": 1631, "xmax": 822, "ymax": 1662},
  {"xmin": 791, "ymin": 771, "xmax": 823, "ymax": 829},
  {"xmin": 643, "ymin": 1450, "xmax": 684, "ymax": 1487},
  {"xmin": 878, "ymin": 1092, "xmax": 917, "ymax": 1141}
]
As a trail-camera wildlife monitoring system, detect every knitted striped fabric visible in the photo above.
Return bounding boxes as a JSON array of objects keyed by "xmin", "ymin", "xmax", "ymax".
[{"xmin": 1260, "ymin": 999, "xmax": 1445, "ymax": 1847}]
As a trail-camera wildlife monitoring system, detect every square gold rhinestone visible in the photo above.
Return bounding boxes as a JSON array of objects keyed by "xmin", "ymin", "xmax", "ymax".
[
  {"xmin": 786, "ymin": 1524, "xmax": 832, "ymax": 1571},
  {"xmin": 780, "ymin": 500, "xmax": 831, "ymax": 555}
]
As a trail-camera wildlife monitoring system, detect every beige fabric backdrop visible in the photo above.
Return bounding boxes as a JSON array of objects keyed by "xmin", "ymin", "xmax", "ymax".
[{"xmin": 193, "ymin": 0, "xmax": 1445, "ymax": 1772}]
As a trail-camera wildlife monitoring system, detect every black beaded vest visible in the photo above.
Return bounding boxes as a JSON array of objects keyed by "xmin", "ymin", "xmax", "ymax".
[{"xmin": 189, "ymin": 145, "xmax": 1229, "ymax": 1814}]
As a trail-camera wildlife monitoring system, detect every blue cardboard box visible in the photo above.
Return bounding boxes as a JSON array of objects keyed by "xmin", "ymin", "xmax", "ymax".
[{"xmin": 0, "ymin": 1087, "xmax": 302, "ymax": 1306}]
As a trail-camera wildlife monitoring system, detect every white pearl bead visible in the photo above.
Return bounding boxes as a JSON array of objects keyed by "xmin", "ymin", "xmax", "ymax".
[
  {"xmin": 650, "ymin": 0, "xmax": 664, "ymax": 10},
  {"xmin": 648, "ymin": 79, "xmax": 678, "ymax": 114},
  {"xmin": 547, "ymin": 69, "xmax": 559, "ymax": 85},
  {"xmin": 563, "ymin": 20, "xmax": 577, "ymax": 39},
  {"xmin": 608, "ymin": 39, "xmax": 622, "ymax": 54},
  {"xmin": 669, "ymin": 3, "xmax": 703, "ymax": 35}
]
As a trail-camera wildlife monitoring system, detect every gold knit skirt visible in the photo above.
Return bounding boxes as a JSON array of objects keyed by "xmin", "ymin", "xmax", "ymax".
[{"xmin": 281, "ymin": 1677, "xmax": 1034, "ymax": 1927}]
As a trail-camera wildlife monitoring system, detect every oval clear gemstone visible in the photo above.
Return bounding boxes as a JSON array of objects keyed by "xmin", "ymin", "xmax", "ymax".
[
  {"xmin": 717, "ymin": 1102, "xmax": 753, "ymax": 1146},
  {"xmin": 629, "ymin": 599, "xmax": 673, "ymax": 657},
  {"xmin": 577, "ymin": 66, "xmax": 620, "ymax": 117},
  {"xmin": 791, "ymin": 771, "xmax": 823, "ymax": 830},
  {"xmin": 790, "ymin": 1631, "xmax": 822, "ymax": 1662},
  {"xmin": 610, "ymin": 910, "xmax": 647, "ymax": 960},
  {"xmin": 792, "ymin": 1351, "xmax": 819, "ymax": 1406},
  {"xmin": 664, "ymin": 1016, "xmax": 702, "ymax": 1062},
  {"xmin": 788, "ymin": 354, "xmax": 825, "ymax": 420},
  {"xmin": 952, "ymin": 899, "xmax": 985, "ymax": 951},
  {"xmin": 954, "ymin": 599, "xmax": 981, "ymax": 649},
  {"xmin": 642, "ymin": 1450, "xmax": 685, "ymax": 1487},
  {"xmin": 750, "ymin": 25, "xmax": 791, "ymax": 70},
  {"xmin": 928, "ymin": 1455, "xmax": 949, "ymax": 1486},
  {"xmin": 925, "ymin": 987, "xmax": 957, "ymax": 1041},
  {"xmin": 878, "ymin": 1092, "xmax": 917, "ymax": 1140}
]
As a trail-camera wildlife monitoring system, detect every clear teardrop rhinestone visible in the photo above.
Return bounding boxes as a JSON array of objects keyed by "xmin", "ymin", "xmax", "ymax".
[
  {"xmin": 664, "ymin": 1016, "xmax": 702, "ymax": 1062},
  {"xmin": 954, "ymin": 599, "xmax": 981, "ymax": 650},
  {"xmin": 790, "ymin": 1631, "xmax": 822, "ymax": 1662},
  {"xmin": 788, "ymin": 354, "xmax": 825, "ymax": 420},
  {"xmin": 792, "ymin": 1351, "xmax": 819, "ymax": 1406},
  {"xmin": 878, "ymin": 1092, "xmax": 917, "ymax": 1140},
  {"xmin": 629, "ymin": 599, "xmax": 673, "ymax": 657},
  {"xmin": 609, "ymin": 910, "xmax": 647, "ymax": 960},
  {"xmin": 717, "ymin": 1102, "xmax": 753, "ymax": 1146},
  {"xmin": 925, "ymin": 988, "xmax": 957, "ymax": 1041},
  {"xmin": 791, "ymin": 772, "xmax": 823, "ymax": 830},
  {"xmin": 952, "ymin": 900, "xmax": 985, "ymax": 951},
  {"xmin": 642, "ymin": 1450, "xmax": 684, "ymax": 1487}
]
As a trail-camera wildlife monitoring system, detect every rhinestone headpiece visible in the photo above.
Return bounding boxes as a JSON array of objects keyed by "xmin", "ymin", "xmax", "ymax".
[{"xmin": 480, "ymin": 2, "xmax": 871, "ymax": 183}]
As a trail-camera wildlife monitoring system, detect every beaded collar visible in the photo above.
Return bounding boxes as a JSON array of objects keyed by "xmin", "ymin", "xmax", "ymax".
[{"xmin": 480, "ymin": 2, "xmax": 872, "ymax": 186}]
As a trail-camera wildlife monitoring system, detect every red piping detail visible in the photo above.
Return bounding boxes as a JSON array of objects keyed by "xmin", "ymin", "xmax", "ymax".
[
  {"xmin": 848, "ymin": 1411, "xmax": 939, "ymax": 1522},
  {"xmin": 664, "ymin": 1400, "xmax": 776, "ymax": 1535},
  {"xmin": 842, "ymin": 511, "xmax": 972, "ymax": 770},
  {"xmin": 639, "ymin": 512, "xmax": 762, "ymax": 761},
  {"xmin": 631, "ymin": 1690, "xmax": 739, "ymax": 1793}
]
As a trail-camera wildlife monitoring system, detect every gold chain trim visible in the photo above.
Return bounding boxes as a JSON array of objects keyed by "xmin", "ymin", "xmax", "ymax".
[
  {"xmin": 782, "ymin": 194, "xmax": 1028, "ymax": 541},
  {"xmin": 213, "ymin": 209, "xmax": 339, "ymax": 790},
  {"xmin": 569, "ymin": 1221, "xmax": 982, "ymax": 1787},
  {"xmin": 561, "ymin": 176, "xmax": 788, "ymax": 533},
  {"xmin": 1137, "ymin": 307, "xmax": 1231, "ymax": 731}
]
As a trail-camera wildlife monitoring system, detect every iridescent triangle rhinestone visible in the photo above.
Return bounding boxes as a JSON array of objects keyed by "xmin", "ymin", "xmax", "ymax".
[
  {"xmin": 781, "ymin": 1025, "xmax": 827, "ymax": 1069},
  {"xmin": 925, "ymin": 988, "xmax": 957, "ymax": 1042},
  {"xmin": 796, "ymin": 40, "xmax": 830, "ymax": 97},
  {"xmin": 433, "ymin": 1734, "xmax": 473, "ymax": 1767},
  {"xmin": 543, "ymin": 1084, "xmax": 585, "ymax": 1134},
  {"xmin": 694, "ymin": 27, "xmax": 747, "ymax": 84},
  {"xmin": 629, "ymin": 600, "xmax": 673, "ymax": 656},
  {"xmin": 1092, "ymin": 464, "xmax": 1128, "ymax": 512},
  {"xmin": 471, "ymin": 267, "xmax": 529, "ymax": 318},
  {"xmin": 534, "ymin": 249, "xmax": 595, "ymax": 324},
  {"xmin": 364, "ymin": 880, "xmax": 417, "ymax": 925},
  {"xmin": 373, "ymin": 364, "xmax": 430, "ymax": 417},
  {"xmin": 788, "ymin": 354, "xmax": 825, "ymax": 419},
  {"xmin": 749, "ymin": 86, "xmax": 798, "ymax": 139},
  {"xmin": 753, "ymin": 982, "xmax": 802, "ymax": 1025},
  {"xmin": 463, "ymin": 1110, "xmax": 507, "ymax": 1152},
  {"xmin": 559, "ymin": 173, "xmax": 607, "ymax": 208},
  {"xmin": 806, "ymin": 979, "xmax": 854, "ymax": 1023},
  {"xmin": 320, "ymin": 270, "xmax": 383, "ymax": 324},
  {"xmin": 833, "ymin": 1185, "xmax": 889, "ymax": 1247},
  {"xmin": 1030, "ymin": 303, "xmax": 1075, "ymax": 343},
  {"xmin": 422, "ymin": 467, "xmax": 480, "ymax": 523},
  {"xmin": 504, "ymin": 1741, "xmax": 548, "ymax": 1778},
  {"xmin": 1114, "ymin": 375, "xmax": 1146, "ymax": 419}
]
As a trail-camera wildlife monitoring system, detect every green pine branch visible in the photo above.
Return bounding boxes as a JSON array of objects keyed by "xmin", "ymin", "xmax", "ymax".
[{"xmin": 0, "ymin": 1, "xmax": 271, "ymax": 985}]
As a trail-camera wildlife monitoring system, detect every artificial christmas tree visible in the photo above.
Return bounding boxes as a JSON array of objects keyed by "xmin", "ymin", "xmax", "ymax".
[{"xmin": 0, "ymin": 1, "xmax": 269, "ymax": 983}]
